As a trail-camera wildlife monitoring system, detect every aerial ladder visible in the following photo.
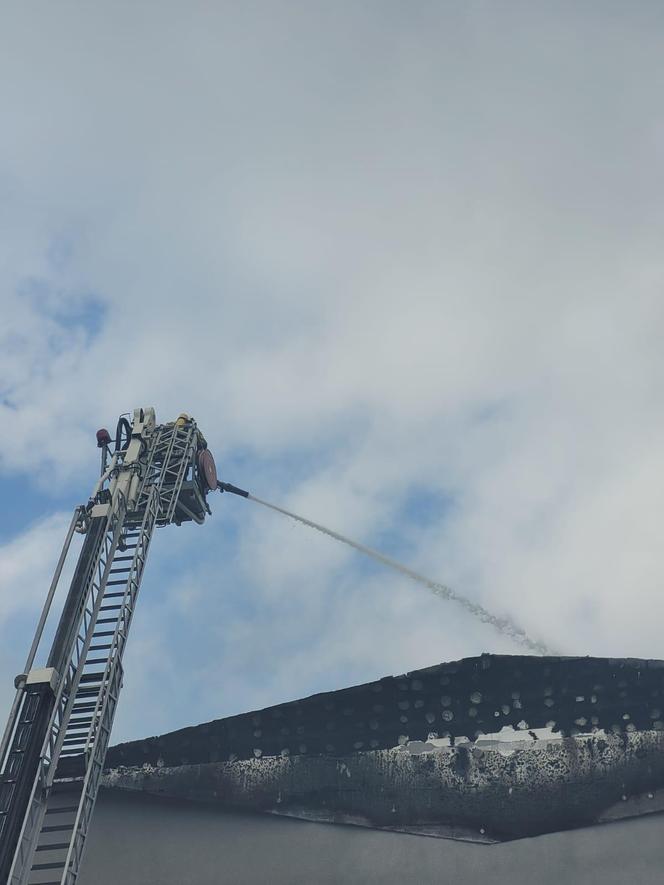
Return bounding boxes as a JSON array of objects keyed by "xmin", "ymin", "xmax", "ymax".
[{"xmin": 0, "ymin": 408, "xmax": 231, "ymax": 885}]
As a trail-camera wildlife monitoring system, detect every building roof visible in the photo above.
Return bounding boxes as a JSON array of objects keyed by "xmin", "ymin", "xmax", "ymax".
[{"xmin": 101, "ymin": 654, "xmax": 664, "ymax": 842}]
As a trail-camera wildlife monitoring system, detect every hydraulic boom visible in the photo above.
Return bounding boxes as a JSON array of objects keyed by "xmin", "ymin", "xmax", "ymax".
[{"xmin": 0, "ymin": 409, "xmax": 219, "ymax": 885}]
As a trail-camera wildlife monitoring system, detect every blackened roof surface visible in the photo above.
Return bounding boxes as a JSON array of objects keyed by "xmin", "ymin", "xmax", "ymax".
[{"xmin": 107, "ymin": 654, "xmax": 664, "ymax": 768}]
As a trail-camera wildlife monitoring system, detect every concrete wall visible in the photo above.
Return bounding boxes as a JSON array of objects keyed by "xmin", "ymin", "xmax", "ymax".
[{"xmin": 80, "ymin": 789, "xmax": 664, "ymax": 885}]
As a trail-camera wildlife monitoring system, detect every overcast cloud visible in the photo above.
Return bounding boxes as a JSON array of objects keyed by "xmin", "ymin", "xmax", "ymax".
[{"xmin": 1, "ymin": 2, "xmax": 663, "ymax": 742}]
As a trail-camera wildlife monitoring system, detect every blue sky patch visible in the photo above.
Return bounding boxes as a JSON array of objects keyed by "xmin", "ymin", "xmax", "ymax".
[
  {"xmin": 0, "ymin": 474, "xmax": 77, "ymax": 543},
  {"xmin": 17, "ymin": 276, "xmax": 106, "ymax": 345}
]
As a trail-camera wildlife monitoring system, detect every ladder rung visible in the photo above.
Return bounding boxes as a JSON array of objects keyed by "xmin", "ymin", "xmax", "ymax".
[
  {"xmin": 106, "ymin": 580, "xmax": 127, "ymax": 586},
  {"xmin": 66, "ymin": 723, "xmax": 92, "ymax": 733},
  {"xmin": 96, "ymin": 617, "xmax": 118, "ymax": 624},
  {"xmin": 80, "ymin": 673, "xmax": 105, "ymax": 683},
  {"xmin": 100, "ymin": 604, "xmax": 121, "ymax": 611},
  {"xmin": 36, "ymin": 842, "xmax": 70, "ymax": 851},
  {"xmin": 110, "ymin": 567, "xmax": 131, "ymax": 574},
  {"xmin": 102, "ymin": 593, "xmax": 124, "ymax": 599},
  {"xmin": 50, "ymin": 783, "xmax": 83, "ymax": 796},
  {"xmin": 113, "ymin": 555, "xmax": 134, "ymax": 561},
  {"xmin": 68, "ymin": 717, "xmax": 93, "ymax": 727},
  {"xmin": 41, "ymin": 824, "xmax": 74, "ymax": 833},
  {"xmin": 45, "ymin": 806, "xmax": 78, "ymax": 815},
  {"xmin": 90, "ymin": 642, "xmax": 113, "ymax": 650},
  {"xmin": 93, "ymin": 630, "xmax": 115, "ymax": 637},
  {"xmin": 85, "ymin": 658, "xmax": 110, "ymax": 665},
  {"xmin": 32, "ymin": 862, "xmax": 66, "ymax": 870}
]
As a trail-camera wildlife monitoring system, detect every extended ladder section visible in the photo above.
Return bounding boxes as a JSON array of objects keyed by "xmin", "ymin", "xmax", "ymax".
[{"xmin": 0, "ymin": 410, "xmax": 216, "ymax": 885}]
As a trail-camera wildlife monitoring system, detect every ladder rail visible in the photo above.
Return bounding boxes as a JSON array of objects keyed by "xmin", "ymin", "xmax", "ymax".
[
  {"xmin": 61, "ymin": 487, "xmax": 160, "ymax": 884},
  {"xmin": 0, "ymin": 509, "xmax": 81, "ymax": 775},
  {"xmin": 136, "ymin": 422, "xmax": 197, "ymax": 525},
  {"xmin": 7, "ymin": 502, "xmax": 123, "ymax": 884},
  {"xmin": 42, "ymin": 507, "xmax": 127, "ymax": 786},
  {"xmin": 162, "ymin": 426, "xmax": 197, "ymax": 524},
  {"xmin": 135, "ymin": 423, "xmax": 180, "ymax": 517}
]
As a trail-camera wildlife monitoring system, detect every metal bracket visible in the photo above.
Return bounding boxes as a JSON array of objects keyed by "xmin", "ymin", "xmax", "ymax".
[{"xmin": 24, "ymin": 669, "xmax": 59, "ymax": 693}]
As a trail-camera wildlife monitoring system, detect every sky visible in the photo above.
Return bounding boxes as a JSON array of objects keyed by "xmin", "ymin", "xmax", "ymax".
[{"xmin": 1, "ymin": 2, "xmax": 663, "ymax": 744}]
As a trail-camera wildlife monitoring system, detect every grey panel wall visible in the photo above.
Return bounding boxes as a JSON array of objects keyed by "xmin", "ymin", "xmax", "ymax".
[{"xmin": 80, "ymin": 790, "xmax": 664, "ymax": 885}]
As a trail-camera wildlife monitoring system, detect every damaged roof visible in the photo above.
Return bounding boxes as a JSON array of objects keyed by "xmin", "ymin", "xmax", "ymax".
[{"xmin": 101, "ymin": 654, "xmax": 664, "ymax": 842}]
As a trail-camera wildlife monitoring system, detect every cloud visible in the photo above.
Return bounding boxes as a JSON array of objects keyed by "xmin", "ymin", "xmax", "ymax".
[
  {"xmin": 0, "ymin": 3, "xmax": 663, "ymax": 741},
  {"xmin": 0, "ymin": 513, "xmax": 73, "ymax": 715}
]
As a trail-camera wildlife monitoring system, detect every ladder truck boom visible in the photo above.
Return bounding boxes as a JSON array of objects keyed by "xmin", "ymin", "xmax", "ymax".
[{"xmin": 0, "ymin": 408, "xmax": 219, "ymax": 885}]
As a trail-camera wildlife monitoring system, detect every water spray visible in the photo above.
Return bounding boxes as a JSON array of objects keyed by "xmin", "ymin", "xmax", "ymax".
[{"xmin": 218, "ymin": 481, "xmax": 558, "ymax": 656}]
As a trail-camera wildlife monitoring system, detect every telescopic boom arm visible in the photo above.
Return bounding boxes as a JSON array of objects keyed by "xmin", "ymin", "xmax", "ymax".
[{"xmin": 0, "ymin": 408, "xmax": 222, "ymax": 885}]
